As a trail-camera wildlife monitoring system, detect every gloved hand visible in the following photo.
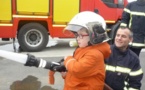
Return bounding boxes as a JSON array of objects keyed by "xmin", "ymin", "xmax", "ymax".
[
  {"xmin": 54, "ymin": 59, "xmax": 66, "ymax": 72},
  {"xmin": 53, "ymin": 65, "xmax": 66, "ymax": 72},
  {"xmin": 48, "ymin": 59, "xmax": 66, "ymax": 72},
  {"xmin": 24, "ymin": 54, "xmax": 40, "ymax": 67},
  {"xmin": 45, "ymin": 62, "xmax": 60, "ymax": 71}
]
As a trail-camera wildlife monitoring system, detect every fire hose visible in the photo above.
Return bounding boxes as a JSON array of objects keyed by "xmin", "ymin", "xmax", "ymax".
[{"xmin": 0, "ymin": 50, "xmax": 66, "ymax": 85}]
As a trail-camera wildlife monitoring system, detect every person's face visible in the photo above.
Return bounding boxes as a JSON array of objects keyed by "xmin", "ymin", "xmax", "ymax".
[
  {"xmin": 75, "ymin": 28, "xmax": 90, "ymax": 48},
  {"xmin": 115, "ymin": 28, "xmax": 132, "ymax": 50}
]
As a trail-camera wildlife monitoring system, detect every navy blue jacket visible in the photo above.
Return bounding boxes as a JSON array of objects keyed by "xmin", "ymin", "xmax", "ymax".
[
  {"xmin": 120, "ymin": 1, "xmax": 145, "ymax": 47},
  {"xmin": 105, "ymin": 45, "xmax": 143, "ymax": 90}
]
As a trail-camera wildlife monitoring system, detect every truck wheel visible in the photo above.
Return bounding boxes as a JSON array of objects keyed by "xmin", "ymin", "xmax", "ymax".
[
  {"xmin": 18, "ymin": 23, "xmax": 48, "ymax": 52},
  {"xmin": 108, "ymin": 21, "xmax": 121, "ymax": 44}
]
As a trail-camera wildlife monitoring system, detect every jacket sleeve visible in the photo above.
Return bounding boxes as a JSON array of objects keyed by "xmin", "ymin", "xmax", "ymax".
[
  {"xmin": 127, "ymin": 59, "xmax": 143, "ymax": 90},
  {"xmin": 64, "ymin": 50, "xmax": 104, "ymax": 78},
  {"xmin": 120, "ymin": 3, "xmax": 131, "ymax": 27}
]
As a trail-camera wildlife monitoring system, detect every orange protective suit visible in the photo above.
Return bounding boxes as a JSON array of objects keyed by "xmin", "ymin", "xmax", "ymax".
[{"xmin": 63, "ymin": 42, "xmax": 111, "ymax": 90}]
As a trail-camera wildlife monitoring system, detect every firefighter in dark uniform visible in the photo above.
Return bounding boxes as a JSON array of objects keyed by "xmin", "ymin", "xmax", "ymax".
[
  {"xmin": 105, "ymin": 27, "xmax": 143, "ymax": 90},
  {"xmin": 120, "ymin": 0, "xmax": 145, "ymax": 56}
]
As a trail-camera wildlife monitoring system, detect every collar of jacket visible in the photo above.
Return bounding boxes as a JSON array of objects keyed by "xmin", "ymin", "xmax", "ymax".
[
  {"xmin": 113, "ymin": 44, "xmax": 129, "ymax": 55},
  {"xmin": 137, "ymin": 0, "xmax": 145, "ymax": 6}
]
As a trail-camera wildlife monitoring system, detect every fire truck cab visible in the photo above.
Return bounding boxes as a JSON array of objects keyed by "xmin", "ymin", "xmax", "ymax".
[{"xmin": 0, "ymin": 0, "xmax": 128, "ymax": 52}]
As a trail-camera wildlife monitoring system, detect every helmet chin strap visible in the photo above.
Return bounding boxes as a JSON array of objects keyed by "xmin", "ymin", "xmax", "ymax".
[{"xmin": 88, "ymin": 41, "xmax": 92, "ymax": 46}]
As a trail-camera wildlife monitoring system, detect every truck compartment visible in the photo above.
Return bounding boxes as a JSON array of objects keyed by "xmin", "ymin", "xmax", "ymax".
[
  {"xmin": 16, "ymin": 0, "xmax": 49, "ymax": 15},
  {"xmin": 0, "ymin": 0, "xmax": 12, "ymax": 23},
  {"xmin": 53, "ymin": 0, "xmax": 79, "ymax": 24}
]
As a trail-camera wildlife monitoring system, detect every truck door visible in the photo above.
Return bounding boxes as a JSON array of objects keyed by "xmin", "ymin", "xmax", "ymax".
[
  {"xmin": 0, "ymin": 0, "xmax": 12, "ymax": 22},
  {"xmin": 105, "ymin": 0, "xmax": 127, "ymax": 44},
  {"xmin": 53, "ymin": 0, "xmax": 79, "ymax": 24},
  {"xmin": 96, "ymin": 0, "xmax": 118, "ymax": 23},
  {"xmin": 0, "ymin": 0, "xmax": 13, "ymax": 37},
  {"xmin": 80, "ymin": 0, "xmax": 96, "ymax": 12},
  {"xmin": 99, "ymin": 0, "xmax": 126, "ymax": 22},
  {"xmin": 16, "ymin": 0, "xmax": 49, "ymax": 15}
]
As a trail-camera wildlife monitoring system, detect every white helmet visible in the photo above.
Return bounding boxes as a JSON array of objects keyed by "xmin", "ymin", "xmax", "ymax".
[
  {"xmin": 64, "ymin": 11, "xmax": 110, "ymax": 44},
  {"xmin": 65, "ymin": 11, "xmax": 106, "ymax": 32}
]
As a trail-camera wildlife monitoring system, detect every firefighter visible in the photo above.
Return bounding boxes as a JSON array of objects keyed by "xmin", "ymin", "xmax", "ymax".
[
  {"xmin": 105, "ymin": 27, "xmax": 143, "ymax": 90},
  {"xmin": 120, "ymin": 0, "xmax": 145, "ymax": 56}
]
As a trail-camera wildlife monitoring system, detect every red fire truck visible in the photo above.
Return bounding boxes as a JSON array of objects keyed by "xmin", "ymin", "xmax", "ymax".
[{"xmin": 0, "ymin": 0, "xmax": 128, "ymax": 52}]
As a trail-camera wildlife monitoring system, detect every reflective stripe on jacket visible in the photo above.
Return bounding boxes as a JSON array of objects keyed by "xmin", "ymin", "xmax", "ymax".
[{"xmin": 120, "ymin": 1, "xmax": 145, "ymax": 47}]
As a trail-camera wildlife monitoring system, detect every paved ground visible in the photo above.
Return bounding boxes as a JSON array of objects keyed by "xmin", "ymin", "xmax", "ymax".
[
  {"xmin": 0, "ymin": 39, "xmax": 145, "ymax": 90},
  {"xmin": 0, "ymin": 39, "xmax": 73, "ymax": 90},
  {"xmin": 0, "ymin": 57, "xmax": 64, "ymax": 90}
]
